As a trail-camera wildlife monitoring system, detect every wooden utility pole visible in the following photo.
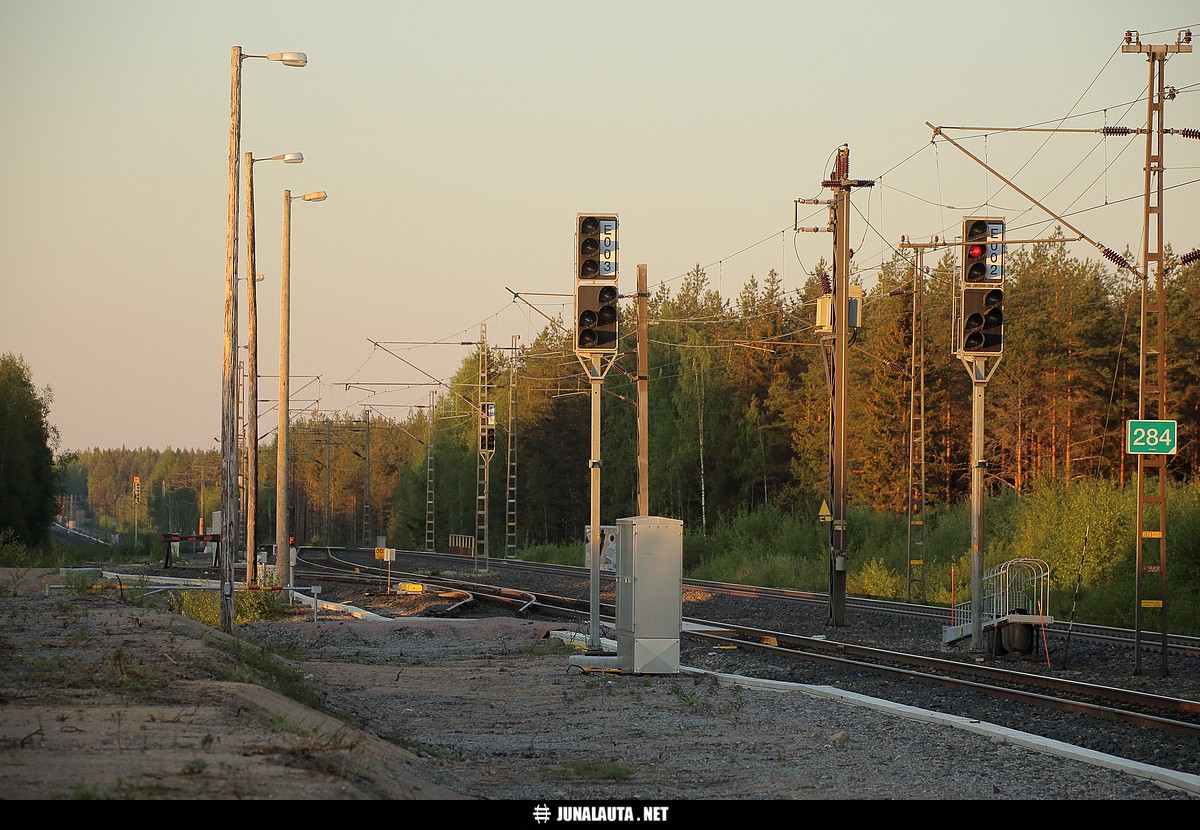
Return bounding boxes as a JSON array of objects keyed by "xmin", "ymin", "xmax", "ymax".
[
  {"xmin": 220, "ymin": 47, "xmax": 243, "ymax": 635},
  {"xmin": 798, "ymin": 147, "xmax": 872, "ymax": 627},
  {"xmin": 243, "ymin": 151, "xmax": 259, "ymax": 587}
]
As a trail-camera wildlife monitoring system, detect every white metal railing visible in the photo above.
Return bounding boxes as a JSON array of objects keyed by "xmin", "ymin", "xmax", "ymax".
[
  {"xmin": 944, "ymin": 558, "xmax": 1052, "ymax": 642},
  {"xmin": 985, "ymin": 558, "xmax": 1051, "ymax": 619},
  {"xmin": 447, "ymin": 534, "xmax": 476, "ymax": 554}
]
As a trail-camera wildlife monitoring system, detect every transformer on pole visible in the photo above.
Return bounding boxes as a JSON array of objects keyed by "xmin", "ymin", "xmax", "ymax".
[{"xmin": 798, "ymin": 148, "xmax": 872, "ymax": 627}]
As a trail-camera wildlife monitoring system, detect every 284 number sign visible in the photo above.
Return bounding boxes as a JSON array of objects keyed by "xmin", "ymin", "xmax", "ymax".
[{"xmin": 1126, "ymin": 420, "xmax": 1178, "ymax": 455}]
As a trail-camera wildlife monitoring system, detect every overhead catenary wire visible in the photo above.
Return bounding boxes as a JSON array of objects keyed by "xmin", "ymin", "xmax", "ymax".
[{"xmin": 332, "ymin": 28, "xmax": 1199, "ymax": 422}]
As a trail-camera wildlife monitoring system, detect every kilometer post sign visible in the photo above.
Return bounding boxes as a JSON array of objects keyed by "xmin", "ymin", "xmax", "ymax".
[{"xmin": 1126, "ymin": 419, "xmax": 1178, "ymax": 455}]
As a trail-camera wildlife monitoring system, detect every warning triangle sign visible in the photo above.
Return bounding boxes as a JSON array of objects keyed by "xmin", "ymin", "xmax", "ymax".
[{"xmin": 818, "ymin": 499, "xmax": 832, "ymax": 523}]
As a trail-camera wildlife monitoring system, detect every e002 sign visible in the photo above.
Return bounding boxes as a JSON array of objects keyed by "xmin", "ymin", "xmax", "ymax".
[{"xmin": 1126, "ymin": 419, "xmax": 1177, "ymax": 455}]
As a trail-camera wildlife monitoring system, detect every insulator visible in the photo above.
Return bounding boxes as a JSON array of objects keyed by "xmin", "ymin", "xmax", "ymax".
[
  {"xmin": 1178, "ymin": 128, "xmax": 1200, "ymax": 140},
  {"xmin": 1101, "ymin": 247, "xmax": 1133, "ymax": 270},
  {"xmin": 1101, "ymin": 126, "xmax": 1134, "ymax": 136},
  {"xmin": 819, "ymin": 273, "xmax": 832, "ymax": 294},
  {"xmin": 1178, "ymin": 249, "xmax": 1200, "ymax": 267}
]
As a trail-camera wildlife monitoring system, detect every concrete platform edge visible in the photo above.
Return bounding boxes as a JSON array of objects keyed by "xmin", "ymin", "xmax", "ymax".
[{"xmin": 680, "ymin": 665, "xmax": 1200, "ymax": 797}]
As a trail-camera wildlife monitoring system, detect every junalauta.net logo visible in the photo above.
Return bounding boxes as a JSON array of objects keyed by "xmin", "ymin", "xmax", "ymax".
[{"xmin": 531, "ymin": 804, "xmax": 671, "ymax": 823}]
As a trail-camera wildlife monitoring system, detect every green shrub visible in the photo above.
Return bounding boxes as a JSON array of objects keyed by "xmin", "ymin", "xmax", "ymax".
[
  {"xmin": 847, "ymin": 558, "xmax": 902, "ymax": 599},
  {"xmin": 518, "ymin": 542, "xmax": 582, "ymax": 566},
  {"xmin": 167, "ymin": 588, "xmax": 288, "ymax": 627},
  {"xmin": 1008, "ymin": 479, "xmax": 1134, "ymax": 593}
]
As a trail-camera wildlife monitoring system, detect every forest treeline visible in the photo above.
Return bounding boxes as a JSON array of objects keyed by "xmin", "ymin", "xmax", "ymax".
[
  {"xmin": 51, "ymin": 234, "xmax": 1200, "ymax": 625},
  {"xmin": 0, "ymin": 354, "xmax": 58, "ymax": 546}
]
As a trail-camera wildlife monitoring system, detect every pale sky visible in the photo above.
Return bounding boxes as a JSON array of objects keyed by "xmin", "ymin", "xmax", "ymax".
[{"xmin": 2, "ymin": 1, "xmax": 1197, "ymax": 453}]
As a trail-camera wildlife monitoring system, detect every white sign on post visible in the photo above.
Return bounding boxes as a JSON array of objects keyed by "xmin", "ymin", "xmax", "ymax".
[
  {"xmin": 985, "ymin": 220, "xmax": 1004, "ymax": 280},
  {"xmin": 597, "ymin": 218, "xmax": 618, "ymax": 277}
]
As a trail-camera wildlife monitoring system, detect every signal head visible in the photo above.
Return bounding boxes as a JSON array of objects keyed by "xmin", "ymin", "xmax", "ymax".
[{"xmin": 575, "ymin": 214, "xmax": 618, "ymax": 281}]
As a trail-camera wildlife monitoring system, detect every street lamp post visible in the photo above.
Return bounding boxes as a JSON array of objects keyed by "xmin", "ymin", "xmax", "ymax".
[
  {"xmin": 221, "ymin": 46, "xmax": 306, "ymax": 633},
  {"xmin": 245, "ymin": 151, "xmax": 303, "ymax": 587},
  {"xmin": 277, "ymin": 188, "xmax": 328, "ymax": 594}
]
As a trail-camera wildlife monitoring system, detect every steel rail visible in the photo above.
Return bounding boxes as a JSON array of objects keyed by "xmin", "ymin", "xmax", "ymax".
[{"xmin": 684, "ymin": 626, "xmax": 1200, "ymax": 738}]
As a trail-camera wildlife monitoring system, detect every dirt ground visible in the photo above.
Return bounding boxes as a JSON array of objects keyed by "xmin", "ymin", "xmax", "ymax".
[
  {"xmin": 0, "ymin": 568, "xmax": 465, "ymax": 800},
  {"xmin": 2, "ymin": 567, "xmax": 1196, "ymax": 803}
]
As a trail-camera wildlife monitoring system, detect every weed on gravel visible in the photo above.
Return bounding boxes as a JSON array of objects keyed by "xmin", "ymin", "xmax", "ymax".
[{"xmin": 543, "ymin": 760, "xmax": 634, "ymax": 782}]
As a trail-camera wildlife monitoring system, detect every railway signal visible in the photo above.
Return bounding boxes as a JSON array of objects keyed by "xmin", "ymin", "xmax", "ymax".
[
  {"xmin": 576, "ymin": 284, "xmax": 619, "ymax": 351},
  {"xmin": 575, "ymin": 214, "xmax": 619, "ymax": 354},
  {"xmin": 479, "ymin": 402, "xmax": 496, "ymax": 453},
  {"xmin": 960, "ymin": 217, "xmax": 1005, "ymax": 356}
]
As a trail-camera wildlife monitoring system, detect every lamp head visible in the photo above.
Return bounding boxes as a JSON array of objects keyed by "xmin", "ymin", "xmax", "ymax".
[
  {"xmin": 302, "ymin": 191, "xmax": 328, "ymax": 202},
  {"xmin": 254, "ymin": 152, "xmax": 304, "ymax": 165},
  {"xmin": 268, "ymin": 52, "xmax": 308, "ymax": 67}
]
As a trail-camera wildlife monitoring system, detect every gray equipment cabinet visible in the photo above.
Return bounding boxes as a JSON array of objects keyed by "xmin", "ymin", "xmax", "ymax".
[{"xmin": 615, "ymin": 516, "xmax": 683, "ymax": 674}]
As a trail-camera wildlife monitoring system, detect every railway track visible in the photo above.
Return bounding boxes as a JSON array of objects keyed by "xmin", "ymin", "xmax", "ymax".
[
  {"xmin": 148, "ymin": 546, "xmax": 1200, "ymax": 779},
  {"xmin": 288, "ymin": 547, "xmax": 1200, "ymax": 656},
  {"xmin": 336, "ymin": 550, "xmax": 1200, "ymax": 772},
  {"xmin": 165, "ymin": 545, "xmax": 1200, "ymax": 663},
  {"xmin": 683, "ymin": 622, "xmax": 1200, "ymax": 735},
  {"xmin": 293, "ymin": 552, "xmax": 1200, "ymax": 725}
]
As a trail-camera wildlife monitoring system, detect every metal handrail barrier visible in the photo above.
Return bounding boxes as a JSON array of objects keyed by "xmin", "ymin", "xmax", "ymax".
[
  {"xmin": 987, "ymin": 558, "xmax": 1052, "ymax": 619},
  {"xmin": 943, "ymin": 558, "xmax": 1053, "ymax": 645}
]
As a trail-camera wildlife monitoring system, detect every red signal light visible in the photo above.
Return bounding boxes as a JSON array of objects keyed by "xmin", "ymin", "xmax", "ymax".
[
  {"xmin": 960, "ymin": 217, "xmax": 1005, "ymax": 356},
  {"xmin": 962, "ymin": 219, "xmax": 990, "ymax": 283}
]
